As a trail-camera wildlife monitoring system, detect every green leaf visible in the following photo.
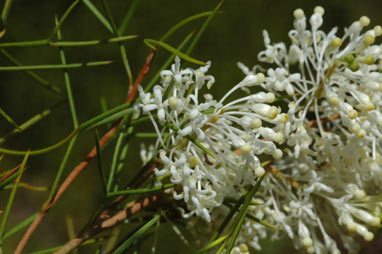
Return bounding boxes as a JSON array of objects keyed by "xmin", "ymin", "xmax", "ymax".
[
  {"xmin": 0, "ymin": 35, "xmax": 137, "ymax": 48},
  {"xmin": 185, "ymin": 0, "xmax": 224, "ymax": 56},
  {"xmin": 82, "ymin": 107, "xmax": 133, "ymax": 131},
  {"xmin": 0, "ymin": 102, "xmax": 63, "ymax": 144},
  {"xmin": 2, "ymin": 212, "xmax": 38, "ymax": 240},
  {"xmin": 82, "ymin": 0, "xmax": 113, "ymax": 33},
  {"xmin": 0, "ymin": 128, "xmax": 78, "ymax": 156},
  {"xmin": 112, "ymin": 215, "xmax": 160, "ymax": 254},
  {"xmin": 0, "ymin": 49, "xmax": 60, "ymax": 93},
  {"xmin": 48, "ymin": 0, "xmax": 81, "ymax": 41},
  {"xmin": 143, "ymin": 39, "xmax": 206, "ymax": 65},
  {"xmin": 107, "ymin": 183, "xmax": 176, "ymax": 197},
  {"xmin": 0, "ymin": 106, "xmax": 20, "ymax": 129},
  {"xmin": 27, "ymin": 239, "xmax": 97, "ymax": 254},
  {"xmin": 160, "ymin": 11, "xmax": 215, "ymax": 42},
  {"xmin": 55, "ymin": 16, "xmax": 79, "ymax": 128},
  {"xmin": 225, "ymin": 175, "xmax": 266, "ymax": 253},
  {"xmin": 0, "ymin": 151, "xmax": 30, "ymax": 239},
  {"xmin": 144, "ymin": 31, "xmax": 193, "ymax": 92},
  {"xmin": 0, "ymin": 60, "xmax": 113, "ymax": 71},
  {"xmin": 117, "ymin": 0, "xmax": 140, "ymax": 35},
  {"xmin": 196, "ymin": 234, "xmax": 230, "ymax": 254},
  {"xmin": 106, "ymin": 132, "xmax": 125, "ymax": 193},
  {"xmin": 1, "ymin": 0, "xmax": 14, "ymax": 26},
  {"xmin": 95, "ymin": 129, "xmax": 107, "ymax": 196}
]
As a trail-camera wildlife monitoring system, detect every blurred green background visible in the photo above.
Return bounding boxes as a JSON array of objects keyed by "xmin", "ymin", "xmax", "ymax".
[{"xmin": 1, "ymin": 0, "xmax": 382, "ymax": 253}]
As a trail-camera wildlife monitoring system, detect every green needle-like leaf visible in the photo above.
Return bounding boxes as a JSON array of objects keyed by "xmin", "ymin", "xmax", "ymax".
[
  {"xmin": 0, "ymin": 49, "xmax": 60, "ymax": 93},
  {"xmin": 0, "ymin": 151, "xmax": 30, "ymax": 240},
  {"xmin": 106, "ymin": 132, "xmax": 125, "ymax": 193},
  {"xmin": 1, "ymin": 0, "xmax": 14, "ymax": 27},
  {"xmin": 185, "ymin": 0, "xmax": 224, "ymax": 56},
  {"xmin": 82, "ymin": 0, "xmax": 113, "ymax": 32},
  {"xmin": 118, "ymin": 0, "xmax": 140, "ymax": 35},
  {"xmin": 160, "ymin": 11, "xmax": 215, "ymax": 42},
  {"xmin": 112, "ymin": 215, "xmax": 160, "ymax": 254},
  {"xmin": 0, "ymin": 106, "xmax": 20, "ymax": 129},
  {"xmin": 145, "ymin": 31, "xmax": 193, "ymax": 92},
  {"xmin": 95, "ymin": 129, "xmax": 107, "ymax": 196},
  {"xmin": 48, "ymin": 0, "xmax": 81, "ymax": 41},
  {"xmin": 225, "ymin": 175, "xmax": 266, "ymax": 253},
  {"xmin": 56, "ymin": 16, "xmax": 79, "ymax": 128},
  {"xmin": 196, "ymin": 234, "xmax": 230, "ymax": 254},
  {"xmin": 0, "ymin": 60, "xmax": 113, "ymax": 71},
  {"xmin": 0, "ymin": 35, "xmax": 137, "ymax": 48},
  {"xmin": 27, "ymin": 239, "xmax": 97, "ymax": 254},
  {"xmin": 2, "ymin": 212, "xmax": 38, "ymax": 240},
  {"xmin": 144, "ymin": 39, "xmax": 206, "ymax": 66},
  {"xmin": 0, "ymin": 128, "xmax": 78, "ymax": 156},
  {"xmin": 107, "ymin": 183, "xmax": 176, "ymax": 197}
]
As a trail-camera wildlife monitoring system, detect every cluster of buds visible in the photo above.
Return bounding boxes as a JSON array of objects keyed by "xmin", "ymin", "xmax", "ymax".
[{"xmin": 137, "ymin": 6, "xmax": 382, "ymax": 254}]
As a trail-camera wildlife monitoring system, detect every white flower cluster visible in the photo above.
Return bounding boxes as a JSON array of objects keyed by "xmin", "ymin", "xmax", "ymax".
[
  {"xmin": 230, "ymin": 6, "xmax": 382, "ymax": 254},
  {"xmin": 136, "ymin": 56, "xmax": 286, "ymax": 222}
]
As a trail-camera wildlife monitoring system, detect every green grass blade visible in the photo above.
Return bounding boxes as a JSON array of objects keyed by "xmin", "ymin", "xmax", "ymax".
[
  {"xmin": 2, "ymin": 212, "xmax": 38, "ymax": 240},
  {"xmin": 106, "ymin": 132, "xmax": 124, "ymax": 193},
  {"xmin": 56, "ymin": 16, "xmax": 79, "ymax": 128},
  {"xmin": 117, "ymin": 0, "xmax": 140, "ymax": 35},
  {"xmin": 144, "ymin": 39, "xmax": 206, "ymax": 65},
  {"xmin": 0, "ymin": 128, "xmax": 78, "ymax": 156},
  {"xmin": 0, "ymin": 49, "xmax": 60, "ymax": 93},
  {"xmin": 0, "ymin": 60, "xmax": 113, "ymax": 71},
  {"xmin": 185, "ymin": 0, "xmax": 223, "ymax": 56},
  {"xmin": 47, "ymin": 0, "xmax": 81, "ymax": 41},
  {"xmin": 112, "ymin": 215, "xmax": 160, "ymax": 254},
  {"xmin": 144, "ymin": 31, "xmax": 193, "ymax": 92},
  {"xmin": 0, "ymin": 151, "xmax": 30, "ymax": 239},
  {"xmin": 0, "ymin": 106, "xmax": 19, "ymax": 129},
  {"xmin": 82, "ymin": 0, "xmax": 113, "ymax": 33},
  {"xmin": 95, "ymin": 129, "xmax": 107, "ymax": 196},
  {"xmin": 160, "ymin": 11, "xmax": 214, "ymax": 42},
  {"xmin": 107, "ymin": 183, "xmax": 176, "ymax": 197}
]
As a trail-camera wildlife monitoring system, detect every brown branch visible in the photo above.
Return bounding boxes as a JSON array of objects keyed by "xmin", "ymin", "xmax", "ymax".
[
  {"xmin": 53, "ymin": 190, "xmax": 169, "ymax": 254},
  {"xmin": 126, "ymin": 49, "xmax": 155, "ymax": 103},
  {"xmin": 15, "ymin": 49, "xmax": 157, "ymax": 253},
  {"xmin": 0, "ymin": 164, "xmax": 20, "ymax": 184}
]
